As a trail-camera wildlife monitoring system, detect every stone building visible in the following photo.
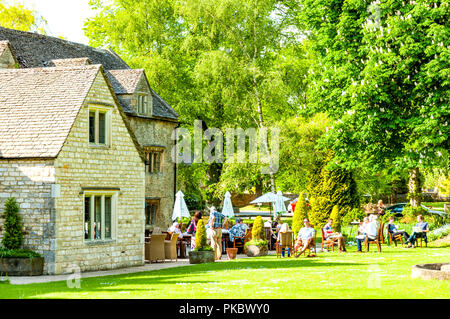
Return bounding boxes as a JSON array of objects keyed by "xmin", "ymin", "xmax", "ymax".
[{"xmin": 0, "ymin": 27, "xmax": 179, "ymax": 274}]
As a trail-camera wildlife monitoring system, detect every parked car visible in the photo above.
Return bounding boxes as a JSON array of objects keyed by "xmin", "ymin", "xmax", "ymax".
[{"xmin": 385, "ymin": 203, "xmax": 445, "ymax": 217}]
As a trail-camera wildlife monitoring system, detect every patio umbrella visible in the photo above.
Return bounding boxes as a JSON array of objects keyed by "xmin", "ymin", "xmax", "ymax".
[
  {"xmin": 273, "ymin": 191, "xmax": 288, "ymax": 215},
  {"xmin": 172, "ymin": 190, "xmax": 190, "ymax": 224},
  {"xmin": 221, "ymin": 191, "xmax": 234, "ymax": 218},
  {"xmin": 250, "ymin": 191, "xmax": 290, "ymax": 218}
]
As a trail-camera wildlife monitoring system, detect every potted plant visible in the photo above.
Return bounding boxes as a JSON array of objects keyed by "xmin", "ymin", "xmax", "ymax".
[
  {"xmin": 244, "ymin": 216, "xmax": 268, "ymax": 257},
  {"xmin": 0, "ymin": 198, "xmax": 44, "ymax": 276},
  {"xmin": 188, "ymin": 219, "xmax": 215, "ymax": 264}
]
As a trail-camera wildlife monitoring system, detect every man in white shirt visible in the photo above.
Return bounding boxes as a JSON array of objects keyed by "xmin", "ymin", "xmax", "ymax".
[
  {"xmin": 356, "ymin": 214, "xmax": 378, "ymax": 252},
  {"xmin": 168, "ymin": 222, "xmax": 183, "ymax": 239},
  {"xmin": 294, "ymin": 218, "xmax": 316, "ymax": 257}
]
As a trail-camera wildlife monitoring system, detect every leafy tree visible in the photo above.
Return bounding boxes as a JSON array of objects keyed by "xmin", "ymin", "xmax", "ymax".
[
  {"xmin": 298, "ymin": 0, "xmax": 449, "ymax": 207},
  {"xmin": 1, "ymin": 197, "xmax": 23, "ymax": 250},
  {"xmin": 292, "ymin": 192, "xmax": 308, "ymax": 236},
  {"xmin": 0, "ymin": 1, "xmax": 47, "ymax": 33},
  {"xmin": 85, "ymin": 0, "xmax": 306, "ymax": 201},
  {"xmin": 308, "ymin": 196, "xmax": 332, "ymax": 230}
]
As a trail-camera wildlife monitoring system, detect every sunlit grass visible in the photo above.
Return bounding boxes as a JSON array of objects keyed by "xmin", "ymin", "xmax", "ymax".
[{"xmin": 0, "ymin": 244, "xmax": 449, "ymax": 299}]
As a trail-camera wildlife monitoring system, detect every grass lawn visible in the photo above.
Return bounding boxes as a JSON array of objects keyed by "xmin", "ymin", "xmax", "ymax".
[{"xmin": 0, "ymin": 245, "xmax": 449, "ymax": 299}]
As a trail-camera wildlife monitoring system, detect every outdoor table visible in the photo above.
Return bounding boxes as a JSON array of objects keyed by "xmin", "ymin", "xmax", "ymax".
[{"xmin": 348, "ymin": 221, "xmax": 360, "ymax": 241}]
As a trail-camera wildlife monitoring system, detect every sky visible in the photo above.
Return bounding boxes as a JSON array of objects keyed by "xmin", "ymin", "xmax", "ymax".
[{"xmin": 6, "ymin": 0, "xmax": 98, "ymax": 44}]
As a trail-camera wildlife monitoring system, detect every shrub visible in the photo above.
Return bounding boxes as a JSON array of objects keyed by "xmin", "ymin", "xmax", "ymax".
[
  {"xmin": 427, "ymin": 224, "xmax": 450, "ymax": 242},
  {"xmin": 244, "ymin": 239, "xmax": 268, "ymax": 248},
  {"xmin": 252, "ymin": 216, "xmax": 265, "ymax": 241},
  {"xmin": 0, "ymin": 247, "xmax": 42, "ymax": 259},
  {"xmin": 193, "ymin": 219, "xmax": 212, "ymax": 251},
  {"xmin": 329, "ymin": 205, "xmax": 342, "ymax": 232},
  {"xmin": 400, "ymin": 205, "xmax": 446, "ymax": 227},
  {"xmin": 292, "ymin": 193, "xmax": 308, "ymax": 236},
  {"xmin": 2, "ymin": 197, "xmax": 23, "ymax": 250},
  {"xmin": 309, "ymin": 196, "xmax": 332, "ymax": 230},
  {"xmin": 342, "ymin": 208, "xmax": 365, "ymax": 226}
]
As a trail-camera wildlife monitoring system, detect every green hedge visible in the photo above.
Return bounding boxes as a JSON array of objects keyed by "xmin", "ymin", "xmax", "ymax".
[{"xmin": 0, "ymin": 247, "xmax": 42, "ymax": 259}]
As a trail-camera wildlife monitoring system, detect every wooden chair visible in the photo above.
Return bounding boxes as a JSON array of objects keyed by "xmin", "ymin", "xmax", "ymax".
[
  {"xmin": 296, "ymin": 227, "xmax": 317, "ymax": 257},
  {"xmin": 146, "ymin": 234, "xmax": 166, "ymax": 263},
  {"xmin": 321, "ymin": 228, "xmax": 336, "ymax": 252},
  {"xmin": 414, "ymin": 232, "xmax": 428, "ymax": 247},
  {"xmin": 233, "ymin": 228, "xmax": 252, "ymax": 254},
  {"xmin": 276, "ymin": 231, "xmax": 293, "ymax": 258},
  {"xmin": 265, "ymin": 227, "xmax": 274, "ymax": 250},
  {"xmin": 164, "ymin": 233, "xmax": 179, "ymax": 261},
  {"xmin": 388, "ymin": 230, "xmax": 403, "ymax": 247},
  {"xmin": 365, "ymin": 222, "xmax": 383, "ymax": 252}
]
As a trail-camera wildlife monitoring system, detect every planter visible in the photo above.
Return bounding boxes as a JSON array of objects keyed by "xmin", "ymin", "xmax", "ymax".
[
  {"xmin": 245, "ymin": 245, "xmax": 268, "ymax": 257},
  {"xmin": 226, "ymin": 248, "xmax": 238, "ymax": 260},
  {"xmin": 188, "ymin": 250, "xmax": 215, "ymax": 264},
  {"xmin": 0, "ymin": 257, "xmax": 44, "ymax": 276}
]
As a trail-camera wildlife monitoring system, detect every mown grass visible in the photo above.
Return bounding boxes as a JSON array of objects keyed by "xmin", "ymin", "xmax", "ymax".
[{"xmin": 0, "ymin": 245, "xmax": 448, "ymax": 299}]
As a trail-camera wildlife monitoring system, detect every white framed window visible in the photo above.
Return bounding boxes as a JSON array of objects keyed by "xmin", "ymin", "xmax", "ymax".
[
  {"xmin": 89, "ymin": 105, "xmax": 112, "ymax": 146},
  {"xmin": 137, "ymin": 93, "xmax": 148, "ymax": 115},
  {"xmin": 84, "ymin": 191, "xmax": 118, "ymax": 241}
]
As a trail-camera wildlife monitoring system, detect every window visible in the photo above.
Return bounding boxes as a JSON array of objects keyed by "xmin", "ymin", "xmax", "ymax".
[
  {"xmin": 88, "ymin": 106, "xmax": 111, "ymax": 146},
  {"xmin": 137, "ymin": 94, "xmax": 148, "ymax": 115},
  {"xmin": 145, "ymin": 151, "xmax": 162, "ymax": 173},
  {"xmin": 84, "ymin": 193, "xmax": 115, "ymax": 241},
  {"xmin": 145, "ymin": 199, "xmax": 159, "ymax": 226}
]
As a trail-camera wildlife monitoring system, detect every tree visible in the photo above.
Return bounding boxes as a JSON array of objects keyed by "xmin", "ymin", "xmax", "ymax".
[
  {"xmin": 85, "ymin": 0, "xmax": 306, "ymax": 202},
  {"xmin": 329, "ymin": 205, "xmax": 342, "ymax": 233},
  {"xmin": 292, "ymin": 192, "xmax": 308, "ymax": 236},
  {"xmin": 298, "ymin": 0, "xmax": 449, "ymax": 207},
  {"xmin": 2, "ymin": 197, "xmax": 23, "ymax": 250},
  {"xmin": 0, "ymin": 1, "xmax": 47, "ymax": 33},
  {"xmin": 251, "ymin": 216, "xmax": 265, "ymax": 241},
  {"xmin": 194, "ymin": 219, "xmax": 209, "ymax": 250}
]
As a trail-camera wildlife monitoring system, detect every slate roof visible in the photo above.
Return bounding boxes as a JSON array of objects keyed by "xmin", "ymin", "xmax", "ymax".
[
  {"xmin": 0, "ymin": 26, "xmax": 178, "ymax": 121},
  {"xmin": 0, "ymin": 65, "xmax": 100, "ymax": 158},
  {"xmin": 0, "ymin": 26, "xmax": 128, "ymax": 69}
]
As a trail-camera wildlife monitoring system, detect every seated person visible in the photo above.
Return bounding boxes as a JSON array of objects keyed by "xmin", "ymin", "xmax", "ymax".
[
  {"xmin": 294, "ymin": 218, "xmax": 316, "ymax": 257},
  {"xmin": 356, "ymin": 215, "xmax": 377, "ymax": 252},
  {"xmin": 264, "ymin": 218, "xmax": 277, "ymax": 246},
  {"xmin": 186, "ymin": 211, "xmax": 202, "ymax": 249},
  {"xmin": 167, "ymin": 221, "xmax": 183, "ymax": 239},
  {"xmin": 386, "ymin": 216, "xmax": 410, "ymax": 242},
  {"xmin": 405, "ymin": 215, "xmax": 429, "ymax": 248},
  {"xmin": 323, "ymin": 218, "xmax": 347, "ymax": 252},
  {"xmin": 277, "ymin": 223, "xmax": 292, "ymax": 257},
  {"xmin": 228, "ymin": 218, "xmax": 249, "ymax": 245}
]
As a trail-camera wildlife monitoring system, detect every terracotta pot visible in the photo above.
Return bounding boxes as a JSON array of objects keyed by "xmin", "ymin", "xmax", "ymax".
[{"xmin": 226, "ymin": 248, "xmax": 238, "ymax": 260}]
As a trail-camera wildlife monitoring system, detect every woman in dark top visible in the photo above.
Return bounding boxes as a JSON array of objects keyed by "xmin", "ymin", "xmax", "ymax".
[
  {"xmin": 387, "ymin": 216, "xmax": 410, "ymax": 241},
  {"xmin": 187, "ymin": 211, "xmax": 202, "ymax": 249}
]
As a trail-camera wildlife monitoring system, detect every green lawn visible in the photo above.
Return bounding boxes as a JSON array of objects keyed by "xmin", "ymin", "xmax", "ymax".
[{"xmin": 1, "ymin": 245, "xmax": 449, "ymax": 299}]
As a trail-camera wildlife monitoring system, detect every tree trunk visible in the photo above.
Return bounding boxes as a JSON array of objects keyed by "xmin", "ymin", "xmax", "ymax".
[{"xmin": 408, "ymin": 168, "xmax": 421, "ymax": 207}]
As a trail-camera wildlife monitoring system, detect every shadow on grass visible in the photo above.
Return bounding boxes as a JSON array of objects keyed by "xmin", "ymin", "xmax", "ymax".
[{"xmin": 1, "ymin": 257, "xmax": 365, "ymax": 299}]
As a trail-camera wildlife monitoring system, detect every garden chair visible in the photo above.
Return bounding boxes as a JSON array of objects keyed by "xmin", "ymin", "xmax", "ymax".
[
  {"xmin": 233, "ymin": 228, "xmax": 252, "ymax": 254},
  {"xmin": 321, "ymin": 228, "xmax": 336, "ymax": 252},
  {"xmin": 364, "ymin": 222, "xmax": 383, "ymax": 252},
  {"xmin": 276, "ymin": 231, "xmax": 293, "ymax": 258},
  {"xmin": 414, "ymin": 232, "xmax": 427, "ymax": 247},
  {"xmin": 146, "ymin": 234, "xmax": 166, "ymax": 263},
  {"xmin": 387, "ymin": 229, "xmax": 403, "ymax": 247},
  {"xmin": 164, "ymin": 232, "xmax": 179, "ymax": 261}
]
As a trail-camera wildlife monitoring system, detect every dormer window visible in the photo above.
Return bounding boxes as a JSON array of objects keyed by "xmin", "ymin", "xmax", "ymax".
[{"xmin": 137, "ymin": 93, "xmax": 148, "ymax": 115}]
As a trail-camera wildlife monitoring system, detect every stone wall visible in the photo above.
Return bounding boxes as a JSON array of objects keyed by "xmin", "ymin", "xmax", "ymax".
[
  {"xmin": 128, "ymin": 116, "xmax": 177, "ymax": 230},
  {"xmin": 52, "ymin": 71, "xmax": 145, "ymax": 275},
  {"xmin": 0, "ymin": 159, "xmax": 56, "ymax": 274}
]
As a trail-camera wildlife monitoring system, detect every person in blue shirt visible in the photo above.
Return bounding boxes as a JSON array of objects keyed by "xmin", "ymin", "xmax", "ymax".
[
  {"xmin": 228, "ymin": 218, "xmax": 249, "ymax": 244},
  {"xmin": 405, "ymin": 215, "xmax": 429, "ymax": 248},
  {"xmin": 208, "ymin": 206, "xmax": 226, "ymax": 260}
]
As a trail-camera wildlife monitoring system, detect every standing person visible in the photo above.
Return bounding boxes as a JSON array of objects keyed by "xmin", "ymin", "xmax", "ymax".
[
  {"xmin": 208, "ymin": 206, "xmax": 225, "ymax": 260},
  {"xmin": 323, "ymin": 218, "xmax": 347, "ymax": 252},
  {"xmin": 186, "ymin": 211, "xmax": 202, "ymax": 249},
  {"xmin": 377, "ymin": 200, "xmax": 386, "ymax": 215},
  {"xmin": 405, "ymin": 215, "xmax": 429, "ymax": 248},
  {"xmin": 387, "ymin": 216, "xmax": 410, "ymax": 243},
  {"xmin": 294, "ymin": 218, "xmax": 316, "ymax": 257}
]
